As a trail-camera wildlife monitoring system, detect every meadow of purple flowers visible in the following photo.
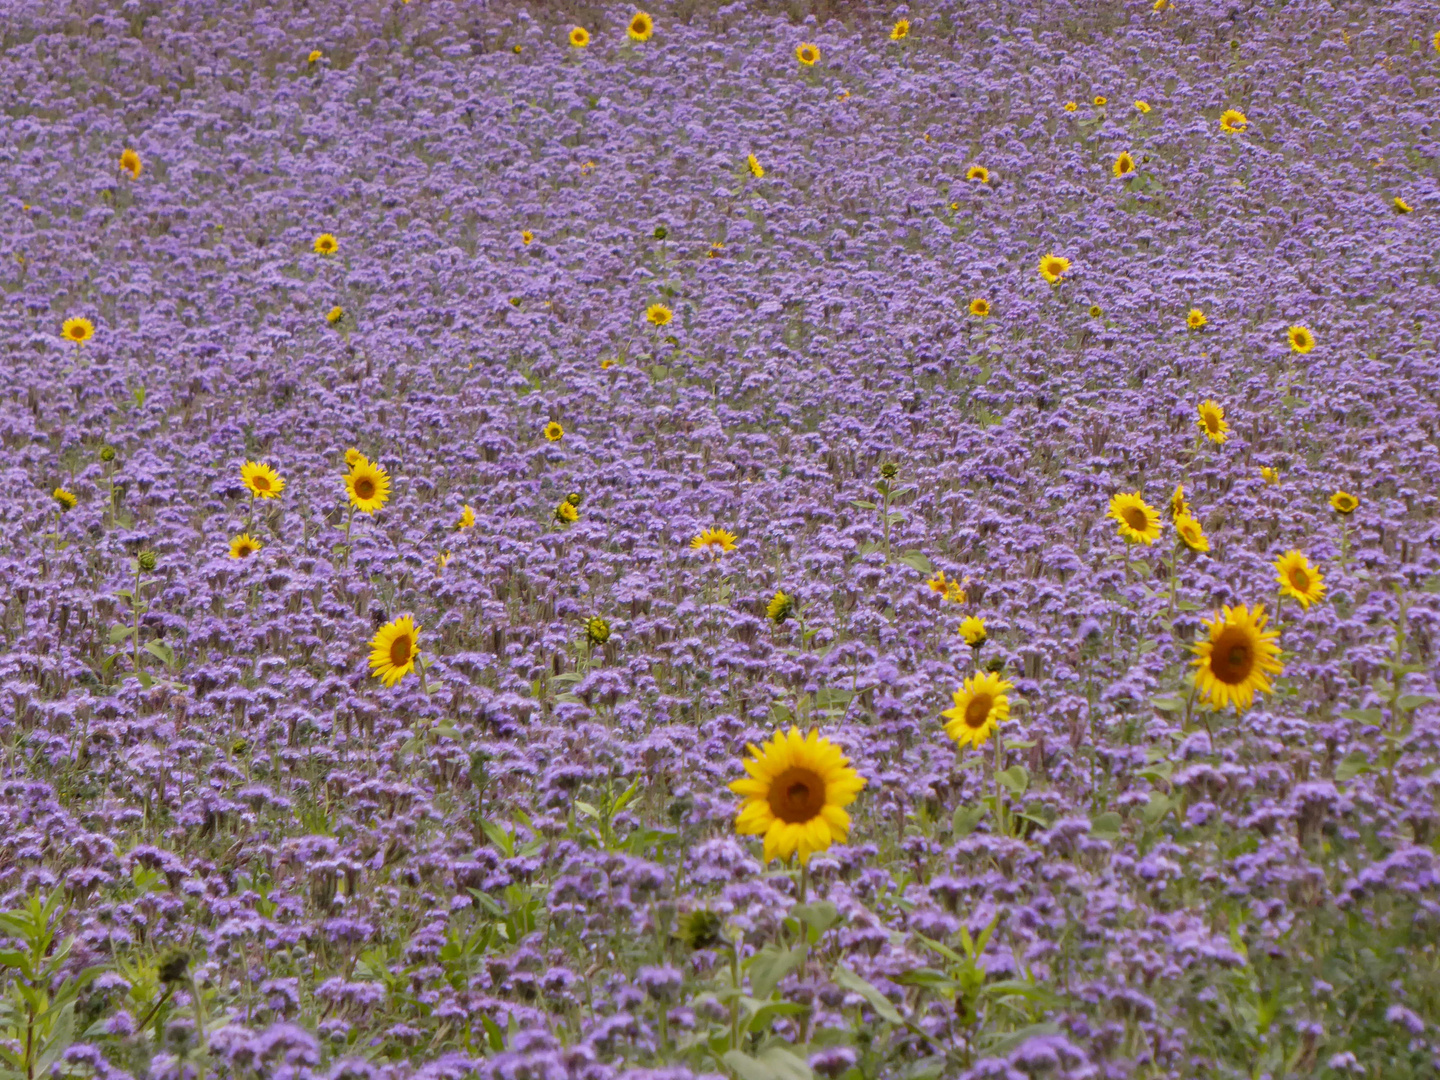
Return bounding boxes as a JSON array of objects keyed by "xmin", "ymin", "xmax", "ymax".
[{"xmin": 3, "ymin": 1, "xmax": 1440, "ymax": 1077}]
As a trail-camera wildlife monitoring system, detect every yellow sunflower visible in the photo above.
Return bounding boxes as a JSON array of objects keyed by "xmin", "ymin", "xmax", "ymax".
[
  {"xmin": 229, "ymin": 533, "xmax": 263, "ymax": 559},
  {"xmin": 1329, "ymin": 490, "xmax": 1358, "ymax": 515},
  {"xmin": 1170, "ymin": 483, "xmax": 1189, "ymax": 519},
  {"xmin": 1038, "ymin": 254, "xmax": 1070, "ymax": 283},
  {"xmin": 958, "ymin": 616, "xmax": 987, "ymax": 647},
  {"xmin": 370, "ymin": 616, "xmax": 420, "ymax": 687},
  {"xmin": 1219, "ymin": 108, "xmax": 1249, "ymax": 133},
  {"xmin": 119, "ymin": 148, "xmax": 142, "ymax": 178},
  {"xmin": 456, "ymin": 504, "xmax": 475, "ymax": 529},
  {"xmin": 1197, "ymin": 399, "xmax": 1229, "ymax": 444},
  {"xmin": 62, "ymin": 317, "xmax": 94, "ymax": 344},
  {"xmin": 437, "ymin": 551, "xmax": 451, "ymax": 570},
  {"xmin": 1260, "ymin": 466, "xmax": 1280, "ymax": 485},
  {"xmin": 1393, "ymin": 196, "xmax": 1412, "ymax": 214},
  {"xmin": 313, "ymin": 233, "xmax": 338, "ymax": 255},
  {"xmin": 1174, "ymin": 513, "xmax": 1209, "ymax": 553},
  {"xmin": 1187, "ymin": 307, "xmax": 1207, "ymax": 329},
  {"xmin": 627, "ymin": 11, "xmax": 653, "ymax": 41},
  {"xmin": 241, "ymin": 461, "xmax": 284, "ymax": 500},
  {"xmin": 927, "ymin": 570, "xmax": 950, "ymax": 596},
  {"xmin": 645, "ymin": 303, "xmax": 673, "ymax": 326},
  {"xmin": 555, "ymin": 500, "xmax": 578, "ymax": 524},
  {"xmin": 969, "ymin": 297, "xmax": 990, "ymax": 318},
  {"xmin": 796, "ymin": 43, "xmax": 820, "ymax": 66},
  {"xmin": 1191, "ymin": 604, "xmax": 1282, "ymax": 712},
  {"xmin": 890, "ymin": 19, "xmax": 909, "ymax": 40},
  {"xmin": 767, "ymin": 590, "xmax": 794, "ymax": 624},
  {"xmin": 544, "ymin": 421, "xmax": 564, "ymax": 442},
  {"xmin": 1288, "ymin": 325, "xmax": 1315, "ymax": 353},
  {"xmin": 730, "ymin": 727, "xmax": 865, "ymax": 865},
  {"xmin": 307, "ymin": 49, "xmax": 322, "ymax": 64},
  {"xmin": 1113, "ymin": 151, "xmax": 1135, "ymax": 177},
  {"xmin": 743, "ymin": 154, "xmax": 764, "ymax": 180},
  {"xmin": 944, "ymin": 580, "xmax": 967, "ymax": 603},
  {"xmin": 569, "ymin": 26, "xmax": 589, "ymax": 48},
  {"xmin": 1093, "ymin": 95, "xmax": 1108, "ymax": 106},
  {"xmin": 345, "ymin": 458, "xmax": 390, "ymax": 514},
  {"xmin": 326, "ymin": 306, "xmax": 344, "ymax": 324},
  {"xmin": 344, "ymin": 447, "xmax": 365, "ymax": 468},
  {"xmin": 942, "ymin": 670, "xmax": 1013, "ymax": 751},
  {"xmin": 1109, "ymin": 492, "xmax": 1162, "ymax": 545},
  {"xmin": 1135, "ymin": 100, "xmax": 1152, "ymax": 113},
  {"xmin": 521, "ymin": 230, "xmax": 533, "ymax": 244},
  {"xmin": 1274, "ymin": 550, "xmax": 1325, "ymax": 610},
  {"xmin": 966, "ymin": 165, "xmax": 989, "ymax": 182},
  {"xmin": 1063, "ymin": 101, "xmax": 1078, "ymax": 112},
  {"xmin": 53, "ymin": 487, "xmax": 77, "ymax": 511},
  {"xmin": 691, "ymin": 527, "xmax": 738, "ymax": 555}
]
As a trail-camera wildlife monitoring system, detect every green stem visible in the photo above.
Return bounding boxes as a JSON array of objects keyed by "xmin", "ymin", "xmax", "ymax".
[{"xmin": 132, "ymin": 562, "xmax": 143, "ymax": 675}]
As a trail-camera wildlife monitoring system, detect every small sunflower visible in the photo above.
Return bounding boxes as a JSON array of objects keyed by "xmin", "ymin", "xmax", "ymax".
[
  {"xmin": 767, "ymin": 589, "xmax": 794, "ymax": 624},
  {"xmin": 1063, "ymin": 101, "xmax": 1078, "ymax": 112},
  {"xmin": 569, "ymin": 26, "xmax": 589, "ymax": 48},
  {"xmin": 119, "ymin": 148, "xmax": 142, "ymax": 178},
  {"xmin": 307, "ymin": 49, "xmax": 322, "ymax": 64},
  {"xmin": 958, "ymin": 616, "xmax": 987, "ymax": 647},
  {"xmin": 730, "ymin": 727, "xmax": 865, "ymax": 865},
  {"xmin": 313, "ymin": 233, "xmax": 338, "ymax": 255},
  {"xmin": 555, "ymin": 500, "xmax": 578, "ymax": 524},
  {"xmin": 1170, "ymin": 484, "xmax": 1189, "ymax": 519},
  {"xmin": 627, "ymin": 11, "xmax": 654, "ymax": 42},
  {"xmin": 966, "ymin": 164, "xmax": 989, "ymax": 182},
  {"xmin": 229, "ymin": 533, "xmax": 263, "ymax": 559},
  {"xmin": 521, "ymin": 230, "xmax": 533, "ymax": 244},
  {"xmin": 241, "ymin": 461, "xmax": 284, "ymax": 500},
  {"xmin": 944, "ymin": 580, "xmax": 967, "ymax": 604},
  {"xmin": 942, "ymin": 670, "xmax": 1013, "ymax": 751},
  {"xmin": 645, "ymin": 303, "xmax": 673, "ymax": 327},
  {"xmin": 1197, "ymin": 399, "xmax": 1229, "ymax": 444},
  {"xmin": 544, "ymin": 421, "xmax": 564, "ymax": 442},
  {"xmin": 1038, "ymin": 254, "xmax": 1070, "ymax": 283},
  {"xmin": 344, "ymin": 447, "xmax": 365, "ymax": 468},
  {"xmin": 53, "ymin": 487, "xmax": 77, "ymax": 511},
  {"xmin": 1093, "ymin": 95, "xmax": 1108, "ymax": 106},
  {"xmin": 345, "ymin": 458, "xmax": 390, "ymax": 514},
  {"xmin": 62, "ymin": 317, "xmax": 95, "ymax": 344},
  {"xmin": 1088, "ymin": 304, "xmax": 1102, "ymax": 319},
  {"xmin": 1109, "ymin": 492, "xmax": 1162, "ymax": 545},
  {"xmin": 796, "ymin": 43, "xmax": 820, "ymax": 66},
  {"xmin": 1135, "ymin": 100, "xmax": 1152, "ymax": 113},
  {"xmin": 586, "ymin": 616, "xmax": 611, "ymax": 645},
  {"xmin": 1187, "ymin": 307, "xmax": 1207, "ymax": 329},
  {"xmin": 747, "ymin": 154, "xmax": 765, "ymax": 178},
  {"xmin": 1219, "ymin": 108, "xmax": 1249, "ymax": 134},
  {"xmin": 1329, "ymin": 490, "xmax": 1358, "ymax": 515},
  {"xmin": 1275, "ymin": 550, "xmax": 1325, "ymax": 610},
  {"xmin": 1288, "ymin": 325, "xmax": 1315, "ymax": 353},
  {"xmin": 370, "ymin": 616, "xmax": 420, "ymax": 687},
  {"xmin": 1113, "ymin": 151, "xmax": 1135, "ymax": 177},
  {"xmin": 326, "ymin": 305, "xmax": 344, "ymax": 324},
  {"xmin": 927, "ymin": 570, "xmax": 950, "ymax": 596},
  {"xmin": 437, "ymin": 551, "xmax": 451, "ymax": 570},
  {"xmin": 1393, "ymin": 196, "xmax": 1412, "ymax": 214},
  {"xmin": 969, "ymin": 297, "xmax": 990, "ymax": 318},
  {"xmin": 691, "ymin": 527, "xmax": 738, "ymax": 555},
  {"xmin": 890, "ymin": 19, "xmax": 909, "ymax": 40},
  {"xmin": 1191, "ymin": 604, "xmax": 1283, "ymax": 712},
  {"xmin": 1174, "ymin": 513, "xmax": 1209, "ymax": 553},
  {"xmin": 456, "ymin": 504, "xmax": 475, "ymax": 529},
  {"xmin": 1260, "ymin": 466, "xmax": 1280, "ymax": 485},
  {"xmin": 1434, "ymin": 29, "xmax": 1440, "ymax": 55}
]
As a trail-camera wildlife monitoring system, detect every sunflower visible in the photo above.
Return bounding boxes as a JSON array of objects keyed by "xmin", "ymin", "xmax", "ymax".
[
  {"xmin": 1329, "ymin": 490, "xmax": 1358, "ymax": 515},
  {"xmin": 747, "ymin": 154, "xmax": 764, "ymax": 178},
  {"xmin": 1187, "ymin": 307, "xmax": 1207, "ymax": 329},
  {"xmin": 1260, "ymin": 466, "xmax": 1280, "ymax": 485},
  {"xmin": 1197, "ymin": 399, "xmax": 1229, "ymax": 444},
  {"xmin": 313, "ymin": 233, "xmax": 338, "ymax": 255},
  {"xmin": 1393, "ymin": 196, "xmax": 1412, "ymax": 214},
  {"xmin": 544, "ymin": 421, "xmax": 564, "ymax": 442},
  {"xmin": 1170, "ymin": 484, "xmax": 1189, "ymax": 519},
  {"xmin": 1174, "ymin": 513, "xmax": 1209, "ymax": 553},
  {"xmin": 646, "ymin": 303, "xmax": 673, "ymax": 326},
  {"xmin": 1274, "ymin": 550, "xmax": 1325, "ymax": 610},
  {"xmin": 1063, "ymin": 101, "xmax": 1078, "ymax": 112},
  {"xmin": 969, "ymin": 298, "xmax": 990, "ymax": 318},
  {"xmin": 796, "ymin": 43, "xmax": 820, "ymax": 66},
  {"xmin": 691, "ymin": 527, "xmax": 737, "ymax": 555},
  {"xmin": 890, "ymin": 19, "xmax": 909, "ymax": 40},
  {"xmin": 627, "ymin": 11, "xmax": 654, "ymax": 41},
  {"xmin": 1113, "ymin": 152, "xmax": 1135, "ymax": 177},
  {"xmin": 569, "ymin": 26, "xmax": 589, "ymax": 47},
  {"xmin": 1435, "ymin": 29, "xmax": 1440, "ymax": 54},
  {"xmin": 521, "ymin": 230, "xmax": 533, "ymax": 244},
  {"xmin": 229, "ymin": 533, "xmax": 263, "ymax": 559},
  {"xmin": 456, "ymin": 504, "xmax": 475, "ymax": 529},
  {"xmin": 326, "ymin": 306, "xmax": 344, "ymax": 324},
  {"xmin": 767, "ymin": 590, "xmax": 794, "ymax": 624},
  {"xmin": 958, "ymin": 616, "xmax": 987, "ymax": 647},
  {"xmin": 437, "ymin": 551, "xmax": 451, "ymax": 570},
  {"xmin": 53, "ymin": 487, "xmax": 77, "ymax": 511},
  {"xmin": 345, "ymin": 458, "xmax": 390, "ymax": 514},
  {"xmin": 1038, "ymin": 254, "xmax": 1070, "ymax": 283},
  {"xmin": 119, "ymin": 148, "xmax": 142, "ymax": 178},
  {"xmin": 942, "ymin": 671, "xmax": 1013, "ymax": 751},
  {"xmin": 730, "ymin": 727, "xmax": 865, "ymax": 865},
  {"xmin": 344, "ymin": 447, "xmax": 365, "ymax": 468},
  {"xmin": 241, "ymin": 461, "xmax": 284, "ymax": 499},
  {"xmin": 927, "ymin": 570, "xmax": 950, "ymax": 596},
  {"xmin": 966, "ymin": 165, "xmax": 989, "ymax": 182},
  {"xmin": 1088, "ymin": 304, "xmax": 1102, "ymax": 319},
  {"xmin": 308, "ymin": 49, "xmax": 323, "ymax": 64},
  {"xmin": 1191, "ymin": 604, "xmax": 1282, "ymax": 712},
  {"xmin": 1135, "ymin": 99, "xmax": 1152, "ymax": 113},
  {"xmin": 62, "ymin": 317, "xmax": 94, "ymax": 344},
  {"xmin": 1109, "ymin": 492, "xmax": 1162, "ymax": 545},
  {"xmin": 1287, "ymin": 325, "xmax": 1315, "ymax": 353},
  {"xmin": 555, "ymin": 500, "xmax": 578, "ymax": 524},
  {"xmin": 944, "ymin": 580, "xmax": 967, "ymax": 603},
  {"xmin": 1219, "ymin": 108, "xmax": 1249, "ymax": 133},
  {"xmin": 370, "ymin": 616, "xmax": 420, "ymax": 687}
]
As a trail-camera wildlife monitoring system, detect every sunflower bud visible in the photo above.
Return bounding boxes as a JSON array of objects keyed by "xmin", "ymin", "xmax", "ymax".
[
  {"xmin": 676, "ymin": 909, "xmax": 723, "ymax": 950},
  {"xmin": 766, "ymin": 590, "xmax": 794, "ymax": 625},
  {"xmin": 880, "ymin": 462, "xmax": 898, "ymax": 480},
  {"xmin": 100, "ymin": 445, "xmax": 117, "ymax": 462},
  {"xmin": 137, "ymin": 550, "xmax": 158, "ymax": 571},
  {"xmin": 586, "ymin": 616, "xmax": 610, "ymax": 645},
  {"xmin": 566, "ymin": 492, "xmax": 582, "ymax": 507},
  {"xmin": 157, "ymin": 949, "xmax": 191, "ymax": 984},
  {"xmin": 653, "ymin": 225, "xmax": 668, "ymax": 240}
]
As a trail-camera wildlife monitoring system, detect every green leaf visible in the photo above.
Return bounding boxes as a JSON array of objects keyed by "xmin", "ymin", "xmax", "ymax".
[
  {"xmin": 886, "ymin": 511, "xmax": 905, "ymax": 525},
  {"xmin": 850, "ymin": 500, "xmax": 877, "ymax": 510},
  {"xmin": 833, "ymin": 965, "xmax": 904, "ymax": 1025},
  {"xmin": 952, "ymin": 803, "xmax": 987, "ymax": 838},
  {"xmin": 897, "ymin": 552, "xmax": 934, "ymax": 574},
  {"xmin": 1089, "ymin": 812, "xmax": 1123, "ymax": 841},
  {"xmin": 480, "ymin": 1013, "xmax": 505, "ymax": 1051},
  {"xmin": 790, "ymin": 901, "xmax": 841, "ymax": 943},
  {"xmin": 1003, "ymin": 738, "xmax": 1036, "ymax": 749},
  {"xmin": 1397, "ymin": 694, "xmax": 1435, "ymax": 712},
  {"xmin": 1140, "ymin": 792, "xmax": 1173, "ymax": 826},
  {"xmin": 1336, "ymin": 751, "xmax": 1372, "ymax": 782},
  {"xmin": 1340, "ymin": 707, "xmax": 1385, "ymax": 725},
  {"xmin": 1149, "ymin": 695, "xmax": 1184, "ymax": 712},
  {"xmin": 902, "ymin": 1057, "xmax": 945, "ymax": 1080},
  {"xmin": 478, "ymin": 819, "xmax": 515, "ymax": 858},
  {"xmin": 740, "ymin": 999, "xmax": 807, "ymax": 1038},
  {"xmin": 573, "ymin": 801, "xmax": 600, "ymax": 820},
  {"xmin": 143, "ymin": 641, "xmax": 174, "ymax": 666},
  {"xmin": 723, "ymin": 1049, "xmax": 812, "ymax": 1080},
  {"xmin": 611, "ymin": 778, "xmax": 643, "ymax": 816},
  {"xmin": 814, "ymin": 687, "xmax": 854, "ymax": 711},
  {"xmin": 995, "ymin": 765, "xmax": 1029, "ymax": 797},
  {"xmin": 109, "ymin": 624, "xmax": 135, "ymax": 644},
  {"xmin": 746, "ymin": 944, "xmax": 805, "ymax": 1001},
  {"xmin": 978, "ymin": 1022, "xmax": 1062, "ymax": 1055}
]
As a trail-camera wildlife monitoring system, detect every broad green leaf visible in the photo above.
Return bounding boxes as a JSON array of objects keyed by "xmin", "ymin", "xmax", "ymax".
[
  {"xmin": 1089, "ymin": 812, "xmax": 1123, "ymax": 842},
  {"xmin": 746, "ymin": 943, "xmax": 805, "ymax": 1001},
  {"xmin": 1397, "ymin": 694, "xmax": 1435, "ymax": 712},
  {"xmin": 897, "ymin": 552, "xmax": 933, "ymax": 575},
  {"xmin": 109, "ymin": 624, "xmax": 135, "ymax": 644},
  {"xmin": 952, "ymin": 803, "xmax": 986, "ymax": 838},
  {"xmin": 143, "ymin": 641, "xmax": 174, "ymax": 666},
  {"xmin": 995, "ymin": 765, "xmax": 1029, "ymax": 796},
  {"xmin": 1339, "ymin": 707, "xmax": 1384, "ymax": 725},
  {"xmin": 1336, "ymin": 751, "xmax": 1372, "ymax": 782},
  {"xmin": 790, "ymin": 901, "xmax": 841, "ymax": 942},
  {"xmin": 833, "ymin": 965, "xmax": 904, "ymax": 1025},
  {"xmin": 1140, "ymin": 792, "xmax": 1173, "ymax": 826},
  {"xmin": 850, "ymin": 500, "xmax": 877, "ymax": 510}
]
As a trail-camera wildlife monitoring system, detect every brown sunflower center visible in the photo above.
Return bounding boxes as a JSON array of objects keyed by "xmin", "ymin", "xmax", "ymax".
[
  {"xmin": 1209, "ymin": 627, "xmax": 1254, "ymax": 686},
  {"xmin": 252, "ymin": 475, "xmax": 270, "ymax": 491},
  {"xmin": 964, "ymin": 694, "xmax": 994, "ymax": 730},
  {"xmin": 631, "ymin": 15, "xmax": 646, "ymax": 30},
  {"xmin": 1289, "ymin": 567, "xmax": 1309, "ymax": 591},
  {"xmin": 1122, "ymin": 507, "xmax": 1149, "ymax": 532},
  {"xmin": 389, "ymin": 635, "xmax": 413, "ymax": 668},
  {"xmin": 768, "ymin": 766, "xmax": 826, "ymax": 824},
  {"xmin": 1204, "ymin": 413, "xmax": 1220, "ymax": 431},
  {"xmin": 237, "ymin": 543, "xmax": 254, "ymax": 557},
  {"xmin": 354, "ymin": 476, "xmax": 376, "ymax": 500},
  {"xmin": 1046, "ymin": 260, "xmax": 1063, "ymax": 275}
]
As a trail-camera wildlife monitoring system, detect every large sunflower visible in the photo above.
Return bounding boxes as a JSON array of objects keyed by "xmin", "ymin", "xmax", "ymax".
[
  {"xmin": 241, "ymin": 461, "xmax": 285, "ymax": 499},
  {"xmin": 1109, "ymin": 492, "xmax": 1162, "ymax": 545},
  {"xmin": 1113, "ymin": 151, "xmax": 1135, "ymax": 177},
  {"xmin": 1191, "ymin": 604, "xmax": 1283, "ymax": 712},
  {"xmin": 345, "ymin": 458, "xmax": 390, "ymax": 514},
  {"xmin": 796, "ymin": 43, "xmax": 820, "ymax": 67},
  {"xmin": 1038, "ymin": 254, "xmax": 1070, "ymax": 283},
  {"xmin": 1197, "ymin": 399, "xmax": 1229, "ymax": 444},
  {"xmin": 62, "ymin": 317, "xmax": 94, "ymax": 344},
  {"xmin": 229, "ymin": 533, "xmax": 263, "ymax": 560},
  {"xmin": 941, "ymin": 670, "xmax": 1013, "ymax": 751},
  {"xmin": 1329, "ymin": 490, "xmax": 1358, "ymax": 515},
  {"xmin": 1219, "ymin": 108, "xmax": 1248, "ymax": 133},
  {"xmin": 730, "ymin": 727, "xmax": 865, "ymax": 865},
  {"xmin": 690, "ymin": 527, "xmax": 737, "ymax": 555},
  {"xmin": 1274, "ymin": 550, "xmax": 1325, "ymax": 610},
  {"xmin": 119, "ymin": 148, "xmax": 142, "ymax": 178},
  {"xmin": 627, "ymin": 11, "xmax": 653, "ymax": 41},
  {"xmin": 1174, "ymin": 512, "xmax": 1209, "ymax": 553},
  {"xmin": 313, "ymin": 233, "xmax": 338, "ymax": 255},
  {"xmin": 370, "ymin": 616, "xmax": 420, "ymax": 687},
  {"xmin": 1287, "ymin": 325, "xmax": 1315, "ymax": 354},
  {"xmin": 969, "ymin": 298, "xmax": 990, "ymax": 318}
]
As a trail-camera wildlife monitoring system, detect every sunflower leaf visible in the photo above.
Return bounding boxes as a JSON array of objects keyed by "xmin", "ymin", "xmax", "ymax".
[
  {"xmin": 1089, "ymin": 812, "xmax": 1123, "ymax": 841},
  {"xmin": 952, "ymin": 803, "xmax": 987, "ymax": 837},
  {"xmin": 995, "ymin": 765, "xmax": 1029, "ymax": 796},
  {"xmin": 746, "ymin": 943, "xmax": 804, "ymax": 1001},
  {"xmin": 833, "ymin": 965, "xmax": 905, "ymax": 1026},
  {"xmin": 1336, "ymin": 752, "xmax": 1372, "ymax": 782},
  {"xmin": 1339, "ymin": 707, "xmax": 1384, "ymax": 725}
]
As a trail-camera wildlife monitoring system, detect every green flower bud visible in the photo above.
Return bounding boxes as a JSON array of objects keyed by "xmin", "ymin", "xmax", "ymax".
[{"xmin": 138, "ymin": 550, "xmax": 158, "ymax": 571}]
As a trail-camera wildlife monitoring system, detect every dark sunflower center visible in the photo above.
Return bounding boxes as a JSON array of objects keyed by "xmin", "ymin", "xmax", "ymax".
[
  {"xmin": 390, "ymin": 635, "xmax": 413, "ymax": 667},
  {"xmin": 252, "ymin": 475, "xmax": 270, "ymax": 491},
  {"xmin": 355, "ymin": 477, "xmax": 375, "ymax": 500},
  {"xmin": 1046, "ymin": 261, "xmax": 1062, "ymax": 275},
  {"xmin": 768, "ymin": 766, "xmax": 826, "ymax": 824},
  {"xmin": 238, "ymin": 543, "xmax": 253, "ymax": 557},
  {"xmin": 1210, "ymin": 627, "xmax": 1254, "ymax": 685},
  {"xmin": 1122, "ymin": 508, "xmax": 1148, "ymax": 532},
  {"xmin": 1205, "ymin": 413, "xmax": 1219, "ymax": 431},
  {"xmin": 1290, "ymin": 568, "xmax": 1309, "ymax": 591},
  {"xmin": 964, "ymin": 694, "xmax": 994, "ymax": 729}
]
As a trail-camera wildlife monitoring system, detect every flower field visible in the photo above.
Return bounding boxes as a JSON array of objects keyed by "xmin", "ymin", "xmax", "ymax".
[{"xmin": 4, "ymin": 2, "xmax": 1440, "ymax": 1078}]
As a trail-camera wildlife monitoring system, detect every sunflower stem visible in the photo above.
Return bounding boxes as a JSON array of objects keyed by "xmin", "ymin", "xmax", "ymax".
[
  {"xmin": 992, "ymin": 728, "xmax": 1006, "ymax": 836},
  {"xmin": 417, "ymin": 655, "xmax": 431, "ymax": 696}
]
